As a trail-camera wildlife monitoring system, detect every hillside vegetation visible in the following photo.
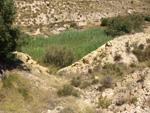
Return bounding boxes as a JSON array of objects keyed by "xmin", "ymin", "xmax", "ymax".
[{"xmin": 21, "ymin": 28, "xmax": 114, "ymax": 69}]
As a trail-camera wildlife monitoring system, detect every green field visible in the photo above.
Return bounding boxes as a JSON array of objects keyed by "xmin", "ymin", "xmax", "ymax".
[{"xmin": 21, "ymin": 27, "xmax": 114, "ymax": 65}]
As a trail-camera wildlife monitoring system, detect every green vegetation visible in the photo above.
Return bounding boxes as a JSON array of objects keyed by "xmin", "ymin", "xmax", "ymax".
[
  {"xmin": 18, "ymin": 87, "xmax": 29, "ymax": 100},
  {"xmin": 16, "ymin": 33, "xmax": 30, "ymax": 51},
  {"xmin": 101, "ymin": 14, "xmax": 144, "ymax": 36},
  {"xmin": 0, "ymin": 0, "xmax": 20, "ymax": 63},
  {"xmin": 144, "ymin": 16, "xmax": 150, "ymax": 21},
  {"xmin": 21, "ymin": 28, "xmax": 114, "ymax": 68},
  {"xmin": 130, "ymin": 97, "xmax": 138, "ymax": 104},
  {"xmin": 71, "ymin": 77, "xmax": 81, "ymax": 87},
  {"xmin": 43, "ymin": 45, "xmax": 74, "ymax": 68},
  {"xmin": 57, "ymin": 84, "xmax": 79, "ymax": 97},
  {"xmin": 98, "ymin": 93, "xmax": 112, "ymax": 108},
  {"xmin": 81, "ymin": 81, "xmax": 91, "ymax": 89},
  {"xmin": 100, "ymin": 18, "xmax": 109, "ymax": 26},
  {"xmin": 2, "ymin": 74, "xmax": 19, "ymax": 88},
  {"xmin": 132, "ymin": 44, "xmax": 150, "ymax": 62},
  {"xmin": 70, "ymin": 23, "xmax": 77, "ymax": 28}
]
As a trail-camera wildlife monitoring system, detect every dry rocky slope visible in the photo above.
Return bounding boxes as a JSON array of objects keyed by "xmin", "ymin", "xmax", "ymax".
[
  {"xmin": 14, "ymin": 0, "xmax": 150, "ymax": 34},
  {"xmin": 1, "ymin": 32, "xmax": 150, "ymax": 112}
]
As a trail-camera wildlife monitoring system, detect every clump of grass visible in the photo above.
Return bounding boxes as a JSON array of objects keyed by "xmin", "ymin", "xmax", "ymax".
[
  {"xmin": 43, "ymin": 45, "xmax": 74, "ymax": 68},
  {"xmin": 18, "ymin": 87, "xmax": 29, "ymax": 100},
  {"xmin": 98, "ymin": 93, "xmax": 112, "ymax": 108},
  {"xmin": 70, "ymin": 23, "xmax": 77, "ymax": 28},
  {"xmin": 114, "ymin": 54, "xmax": 122, "ymax": 61},
  {"xmin": 71, "ymin": 77, "xmax": 81, "ymax": 87},
  {"xmin": 57, "ymin": 84, "xmax": 79, "ymax": 97},
  {"xmin": 104, "ymin": 14, "xmax": 144, "ymax": 36},
  {"xmin": 130, "ymin": 97, "xmax": 138, "ymax": 104},
  {"xmin": 100, "ymin": 18, "xmax": 109, "ymax": 26},
  {"xmin": 2, "ymin": 74, "xmax": 18, "ymax": 88},
  {"xmin": 92, "ymin": 79, "xmax": 99, "ymax": 85},
  {"xmin": 80, "ymin": 81, "xmax": 91, "ymax": 89}
]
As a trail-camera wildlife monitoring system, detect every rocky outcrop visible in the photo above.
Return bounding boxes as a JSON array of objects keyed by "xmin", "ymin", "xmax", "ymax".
[
  {"xmin": 14, "ymin": 51, "xmax": 49, "ymax": 75},
  {"xmin": 58, "ymin": 33, "xmax": 150, "ymax": 76}
]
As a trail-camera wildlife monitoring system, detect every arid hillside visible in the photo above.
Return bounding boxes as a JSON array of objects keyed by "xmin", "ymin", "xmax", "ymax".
[{"xmin": 14, "ymin": 0, "xmax": 150, "ymax": 35}]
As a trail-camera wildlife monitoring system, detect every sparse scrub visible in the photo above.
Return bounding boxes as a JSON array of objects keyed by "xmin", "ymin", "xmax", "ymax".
[
  {"xmin": 81, "ymin": 81, "xmax": 91, "ymax": 89},
  {"xmin": 71, "ymin": 77, "xmax": 81, "ymax": 87},
  {"xmin": 105, "ymin": 14, "xmax": 144, "ymax": 36},
  {"xmin": 114, "ymin": 54, "xmax": 122, "ymax": 61},
  {"xmin": 102, "ymin": 64, "xmax": 123, "ymax": 77},
  {"xmin": 92, "ymin": 79, "xmax": 99, "ymax": 85},
  {"xmin": 18, "ymin": 87, "xmax": 29, "ymax": 100},
  {"xmin": 102, "ymin": 76, "xmax": 112, "ymax": 88},
  {"xmin": 57, "ymin": 84, "xmax": 79, "ymax": 97},
  {"xmin": 132, "ymin": 44, "xmax": 150, "ymax": 62},
  {"xmin": 43, "ymin": 45, "xmax": 74, "ymax": 68},
  {"xmin": 2, "ymin": 74, "xmax": 18, "ymax": 88},
  {"xmin": 98, "ymin": 93, "xmax": 112, "ymax": 108}
]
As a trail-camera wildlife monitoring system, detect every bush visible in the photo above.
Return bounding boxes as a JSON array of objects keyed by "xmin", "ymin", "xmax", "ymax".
[
  {"xmin": 145, "ymin": 16, "xmax": 150, "ymax": 21},
  {"xmin": 101, "ymin": 18, "xmax": 109, "ymax": 26},
  {"xmin": 70, "ymin": 23, "xmax": 76, "ymax": 28},
  {"xmin": 57, "ymin": 84, "xmax": 79, "ymax": 97},
  {"xmin": 102, "ymin": 76, "xmax": 112, "ymax": 88},
  {"xmin": 92, "ymin": 79, "xmax": 99, "ymax": 85},
  {"xmin": 71, "ymin": 77, "xmax": 81, "ymax": 87},
  {"xmin": 43, "ymin": 45, "xmax": 74, "ymax": 68},
  {"xmin": 16, "ymin": 33, "xmax": 30, "ymax": 51},
  {"xmin": 0, "ymin": 0, "xmax": 20, "ymax": 63},
  {"xmin": 98, "ymin": 93, "xmax": 112, "ymax": 108},
  {"xmin": 81, "ymin": 81, "xmax": 91, "ymax": 89},
  {"xmin": 105, "ymin": 14, "xmax": 144, "ymax": 36}
]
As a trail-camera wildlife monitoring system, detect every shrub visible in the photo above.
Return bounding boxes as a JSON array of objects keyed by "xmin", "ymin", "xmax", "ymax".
[
  {"xmin": 145, "ymin": 16, "xmax": 150, "ymax": 21},
  {"xmin": 57, "ymin": 84, "xmax": 79, "ymax": 97},
  {"xmin": 130, "ymin": 97, "xmax": 138, "ymax": 104},
  {"xmin": 114, "ymin": 54, "xmax": 122, "ymax": 61},
  {"xmin": 43, "ymin": 45, "xmax": 74, "ymax": 68},
  {"xmin": 81, "ymin": 82, "xmax": 91, "ymax": 89},
  {"xmin": 102, "ymin": 76, "xmax": 112, "ymax": 88},
  {"xmin": 101, "ymin": 18, "xmax": 109, "ymax": 26},
  {"xmin": 16, "ymin": 33, "xmax": 30, "ymax": 51},
  {"xmin": 98, "ymin": 93, "xmax": 112, "ymax": 108},
  {"xmin": 70, "ymin": 23, "xmax": 76, "ymax": 28},
  {"xmin": 92, "ymin": 79, "xmax": 99, "ymax": 85},
  {"xmin": 71, "ymin": 77, "xmax": 81, "ymax": 87},
  {"xmin": 105, "ymin": 14, "xmax": 144, "ymax": 36}
]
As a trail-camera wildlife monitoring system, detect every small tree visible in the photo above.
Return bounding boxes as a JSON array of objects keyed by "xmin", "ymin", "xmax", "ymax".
[{"xmin": 0, "ymin": 0, "xmax": 20, "ymax": 63}]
